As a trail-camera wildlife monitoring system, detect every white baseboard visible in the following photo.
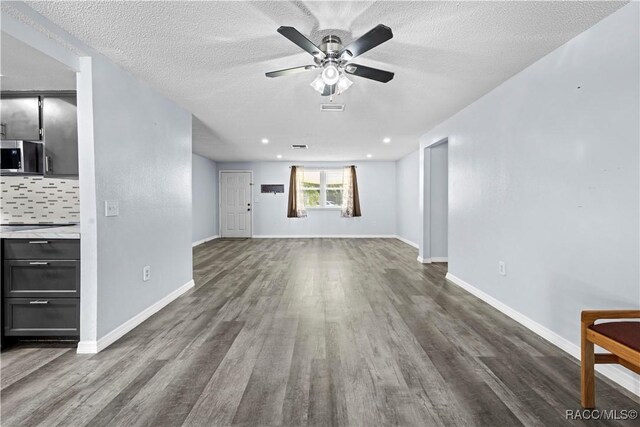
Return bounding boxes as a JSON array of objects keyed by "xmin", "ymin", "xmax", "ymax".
[
  {"xmin": 395, "ymin": 235, "xmax": 419, "ymax": 249},
  {"xmin": 445, "ymin": 272, "xmax": 640, "ymax": 397},
  {"xmin": 417, "ymin": 256, "xmax": 447, "ymax": 264},
  {"xmin": 76, "ymin": 340, "xmax": 98, "ymax": 354},
  {"xmin": 253, "ymin": 234, "xmax": 397, "ymax": 239},
  {"xmin": 192, "ymin": 235, "xmax": 220, "ymax": 247},
  {"xmin": 77, "ymin": 279, "xmax": 195, "ymax": 354}
]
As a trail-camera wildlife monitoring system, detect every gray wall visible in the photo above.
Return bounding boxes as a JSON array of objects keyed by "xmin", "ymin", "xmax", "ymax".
[
  {"xmin": 91, "ymin": 54, "xmax": 193, "ymax": 338},
  {"xmin": 192, "ymin": 153, "xmax": 218, "ymax": 243},
  {"xmin": 429, "ymin": 143, "xmax": 448, "ymax": 258},
  {"xmin": 395, "ymin": 150, "xmax": 420, "ymax": 246},
  {"xmin": 217, "ymin": 161, "xmax": 396, "ymax": 236},
  {"xmin": 420, "ymin": 3, "xmax": 638, "ymax": 381}
]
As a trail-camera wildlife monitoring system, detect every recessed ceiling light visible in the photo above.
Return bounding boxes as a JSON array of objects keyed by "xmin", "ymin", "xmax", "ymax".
[
  {"xmin": 261, "ymin": 138, "xmax": 269, "ymax": 144},
  {"xmin": 276, "ymin": 154, "xmax": 283, "ymax": 159},
  {"xmin": 383, "ymin": 137, "xmax": 391, "ymax": 143},
  {"xmin": 366, "ymin": 154, "xmax": 372, "ymax": 158}
]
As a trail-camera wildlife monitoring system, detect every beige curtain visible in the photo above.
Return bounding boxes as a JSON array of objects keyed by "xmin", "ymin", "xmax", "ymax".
[
  {"xmin": 287, "ymin": 166, "xmax": 307, "ymax": 218},
  {"xmin": 341, "ymin": 165, "xmax": 361, "ymax": 217}
]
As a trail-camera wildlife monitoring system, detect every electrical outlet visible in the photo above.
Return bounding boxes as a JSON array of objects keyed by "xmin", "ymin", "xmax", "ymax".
[
  {"xmin": 143, "ymin": 266, "xmax": 151, "ymax": 282},
  {"xmin": 498, "ymin": 261, "xmax": 507, "ymax": 276},
  {"xmin": 105, "ymin": 200, "xmax": 119, "ymax": 217}
]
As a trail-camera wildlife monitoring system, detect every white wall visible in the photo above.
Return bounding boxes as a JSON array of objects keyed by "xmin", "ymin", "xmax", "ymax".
[
  {"xmin": 192, "ymin": 153, "xmax": 218, "ymax": 243},
  {"xmin": 420, "ymin": 4, "xmax": 639, "ymax": 391},
  {"xmin": 395, "ymin": 150, "xmax": 420, "ymax": 247},
  {"xmin": 429, "ymin": 142, "xmax": 448, "ymax": 259},
  {"xmin": 91, "ymin": 54, "xmax": 193, "ymax": 339},
  {"xmin": 217, "ymin": 161, "xmax": 396, "ymax": 237}
]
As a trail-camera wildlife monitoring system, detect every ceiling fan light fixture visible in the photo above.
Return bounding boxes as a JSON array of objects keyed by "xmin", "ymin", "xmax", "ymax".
[
  {"xmin": 310, "ymin": 74, "xmax": 326, "ymax": 94},
  {"xmin": 336, "ymin": 74, "xmax": 353, "ymax": 94},
  {"xmin": 321, "ymin": 64, "xmax": 340, "ymax": 85}
]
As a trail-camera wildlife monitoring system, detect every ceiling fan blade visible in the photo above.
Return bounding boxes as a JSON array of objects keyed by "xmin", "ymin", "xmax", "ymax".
[
  {"xmin": 277, "ymin": 26, "xmax": 326, "ymax": 59},
  {"xmin": 340, "ymin": 24, "xmax": 393, "ymax": 60},
  {"xmin": 265, "ymin": 65, "xmax": 318, "ymax": 78},
  {"xmin": 343, "ymin": 63, "xmax": 394, "ymax": 83}
]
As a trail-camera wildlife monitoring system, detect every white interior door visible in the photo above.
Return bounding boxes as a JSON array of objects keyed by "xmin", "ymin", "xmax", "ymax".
[{"xmin": 220, "ymin": 171, "xmax": 252, "ymax": 238}]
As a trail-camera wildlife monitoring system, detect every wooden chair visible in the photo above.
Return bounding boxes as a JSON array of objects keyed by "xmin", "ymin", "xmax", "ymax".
[{"xmin": 581, "ymin": 310, "xmax": 640, "ymax": 408}]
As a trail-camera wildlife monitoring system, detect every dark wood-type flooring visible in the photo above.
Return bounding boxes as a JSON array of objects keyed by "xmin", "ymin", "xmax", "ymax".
[{"xmin": 1, "ymin": 238, "xmax": 638, "ymax": 426}]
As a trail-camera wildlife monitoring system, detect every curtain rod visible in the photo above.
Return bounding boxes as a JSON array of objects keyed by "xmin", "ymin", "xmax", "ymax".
[{"xmin": 288, "ymin": 166, "xmax": 357, "ymax": 168}]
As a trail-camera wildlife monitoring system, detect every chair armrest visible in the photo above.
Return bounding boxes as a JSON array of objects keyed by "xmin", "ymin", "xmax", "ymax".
[{"xmin": 581, "ymin": 310, "xmax": 640, "ymax": 326}]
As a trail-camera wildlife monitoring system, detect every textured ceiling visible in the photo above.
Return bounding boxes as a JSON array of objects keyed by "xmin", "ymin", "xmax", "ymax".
[
  {"xmin": 24, "ymin": 1, "xmax": 625, "ymax": 161},
  {"xmin": 1, "ymin": 32, "xmax": 76, "ymax": 91}
]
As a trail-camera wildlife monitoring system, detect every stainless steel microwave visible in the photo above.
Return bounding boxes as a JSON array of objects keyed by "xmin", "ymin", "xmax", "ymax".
[{"xmin": 0, "ymin": 140, "xmax": 44, "ymax": 175}]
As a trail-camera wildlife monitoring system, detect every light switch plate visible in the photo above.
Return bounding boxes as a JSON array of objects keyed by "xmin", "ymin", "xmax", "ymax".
[
  {"xmin": 105, "ymin": 200, "xmax": 119, "ymax": 217},
  {"xmin": 143, "ymin": 266, "xmax": 151, "ymax": 282}
]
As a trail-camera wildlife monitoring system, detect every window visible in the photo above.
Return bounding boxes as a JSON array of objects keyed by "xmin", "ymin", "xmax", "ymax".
[
  {"xmin": 302, "ymin": 170, "xmax": 321, "ymax": 207},
  {"xmin": 303, "ymin": 169, "xmax": 343, "ymax": 208}
]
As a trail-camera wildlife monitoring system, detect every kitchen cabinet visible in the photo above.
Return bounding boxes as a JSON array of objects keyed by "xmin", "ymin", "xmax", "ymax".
[
  {"xmin": 1, "ymin": 91, "xmax": 78, "ymax": 176},
  {"xmin": 3, "ymin": 260, "xmax": 80, "ymax": 298},
  {"xmin": 3, "ymin": 238, "xmax": 80, "ymax": 259},
  {"xmin": 0, "ymin": 96, "xmax": 41, "ymax": 140},
  {"xmin": 2, "ymin": 239, "xmax": 80, "ymax": 338},
  {"xmin": 4, "ymin": 298, "xmax": 80, "ymax": 337},
  {"xmin": 42, "ymin": 95, "xmax": 78, "ymax": 176}
]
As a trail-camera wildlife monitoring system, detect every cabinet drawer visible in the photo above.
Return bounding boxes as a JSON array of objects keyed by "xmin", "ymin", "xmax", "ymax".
[
  {"xmin": 3, "ymin": 239, "xmax": 80, "ymax": 260},
  {"xmin": 3, "ymin": 260, "xmax": 80, "ymax": 298},
  {"xmin": 4, "ymin": 298, "xmax": 79, "ymax": 337}
]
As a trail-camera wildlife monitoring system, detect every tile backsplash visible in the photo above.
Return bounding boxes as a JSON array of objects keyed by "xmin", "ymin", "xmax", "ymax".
[{"xmin": 1, "ymin": 176, "xmax": 80, "ymax": 224}]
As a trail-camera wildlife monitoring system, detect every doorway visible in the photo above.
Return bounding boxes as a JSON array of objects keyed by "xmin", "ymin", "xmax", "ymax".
[
  {"xmin": 420, "ymin": 139, "xmax": 448, "ymax": 264},
  {"xmin": 429, "ymin": 141, "xmax": 448, "ymax": 262},
  {"xmin": 219, "ymin": 171, "xmax": 252, "ymax": 238}
]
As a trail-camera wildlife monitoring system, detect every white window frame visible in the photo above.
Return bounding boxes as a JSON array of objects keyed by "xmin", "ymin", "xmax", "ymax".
[{"xmin": 304, "ymin": 168, "xmax": 343, "ymax": 210}]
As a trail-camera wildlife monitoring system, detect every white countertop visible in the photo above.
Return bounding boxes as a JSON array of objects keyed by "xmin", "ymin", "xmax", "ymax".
[{"xmin": 0, "ymin": 224, "xmax": 80, "ymax": 239}]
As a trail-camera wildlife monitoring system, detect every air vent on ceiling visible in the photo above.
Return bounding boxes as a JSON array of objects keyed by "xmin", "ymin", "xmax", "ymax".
[
  {"xmin": 320, "ymin": 103, "xmax": 345, "ymax": 112},
  {"xmin": 291, "ymin": 144, "xmax": 308, "ymax": 149}
]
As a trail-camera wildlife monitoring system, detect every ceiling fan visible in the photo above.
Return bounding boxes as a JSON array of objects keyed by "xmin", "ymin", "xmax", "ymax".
[{"xmin": 265, "ymin": 24, "xmax": 394, "ymax": 97}]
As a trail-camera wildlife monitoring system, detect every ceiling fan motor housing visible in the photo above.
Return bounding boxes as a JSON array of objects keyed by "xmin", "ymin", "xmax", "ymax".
[{"xmin": 316, "ymin": 35, "xmax": 344, "ymax": 66}]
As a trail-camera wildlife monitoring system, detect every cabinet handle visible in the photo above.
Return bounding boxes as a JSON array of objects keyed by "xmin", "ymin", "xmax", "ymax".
[
  {"xmin": 29, "ymin": 262, "xmax": 49, "ymax": 265},
  {"xmin": 29, "ymin": 300, "xmax": 49, "ymax": 304},
  {"xmin": 45, "ymin": 156, "xmax": 51, "ymax": 173},
  {"xmin": 28, "ymin": 241, "xmax": 49, "ymax": 244}
]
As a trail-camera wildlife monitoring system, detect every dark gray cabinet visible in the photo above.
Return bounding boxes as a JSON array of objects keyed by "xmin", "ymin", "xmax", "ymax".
[
  {"xmin": 3, "ymin": 260, "xmax": 80, "ymax": 298},
  {"xmin": 4, "ymin": 298, "xmax": 79, "ymax": 337},
  {"xmin": 1, "ymin": 91, "xmax": 78, "ymax": 176},
  {"xmin": 3, "ymin": 238, "xmax": 80, "ymax": 260},
  {"xmin": 42, "ymin": 95, "xmax": 78, "ymax": 176},
  {"xmin": 2, "ymin": 239, "xmax": 80, "ymax": 338},
  {"xmin": 0, "ymin": 96, "xmax": 41, "ymax": 140}
]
